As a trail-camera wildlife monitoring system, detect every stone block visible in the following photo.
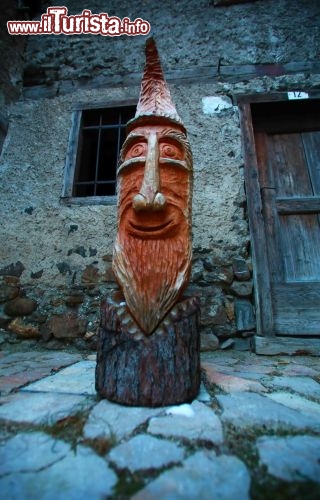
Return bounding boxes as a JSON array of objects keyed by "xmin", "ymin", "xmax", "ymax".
[
  {"xmin": 235, "ymin": 299, "xmax": 255, "ymax": 331},
  {"xmin": 230, "ymin": 280, "xmax": 253, "ymax": 298},
  {"xmin": 232, "ymin": 257, "xmax": 251, "ymax": 281},
  {"xmin": 202, "ymin": 362, "xmax": 266, "ymax": 393},
  {"xmin": 148, "ymin": 400, "xmax": 223, "ymax": 445},
  {"xmin": 202, "ymin": 267, "xmax": 233, "ymax": 286},
  {"xmin": 0, "ymin": 262, "xmax": 25, "ymax": 277},
  {"xmin": 201, "ymin": 303, "xmax": 227, "ymax": 326},
  {"xmin": 0, "ymin": 439, "xmax": 117, "ymax": 499},
  {"xmin": 108, "ymin": 434, "xmax": 185, "ymax": 472},
  {"xmin": 133, "ymin": 451, "xmax": 250, "ymax": 500},
  {"xmin": 83, "ymin": 400, "xmax": 161, "ymax": 441},
  {"xmin": 8, "ymin": 318, "xmax": 40, "ymax": 338},
  {"xmin": 0, "ymin": 392, "xmax": 91, "ymax": 425},
  {"xmin": 217, "ymin": 392, "xmax": 320, "ymax": 431},
  {"xmin": 22, "ymin": 360, "xmax": 96, "ymax": 396},
  {"xmin": 64, "ymin": 293, "xmax": 84, "ymax": 307},
  {"xmin": 4, "ymin": 297, "xmax": 37, "ymax": 316},
  {"xmin": 200, "ymin": 332, "xmax": 219, "ymax": 352},
  {"xmin": 81, "ymin": 265, "xmax": 99, "ymax": 288},
  {"xmin": 48, "ymin": 312, "xmax": 87, "ymax": 339},
  {"xmin": 224, "ymin": 299, "xmax": 235, "ymax": 320},
  {"xmin": 0, "ymin": 284, "xmax": 19, "ymax": 303},
  {"xmin": 257, "ymin": 435, "xmax": 320, "ymax": 483}
]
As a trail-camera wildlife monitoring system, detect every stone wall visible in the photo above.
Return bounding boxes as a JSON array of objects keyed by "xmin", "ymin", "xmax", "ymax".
[
  {"xmin": 23, "ymin": 0, "xmax": 320, "ymax": 88},
  {"xmin": 1, "ymin": 0, "xmax": 320, "ymax": 349}
]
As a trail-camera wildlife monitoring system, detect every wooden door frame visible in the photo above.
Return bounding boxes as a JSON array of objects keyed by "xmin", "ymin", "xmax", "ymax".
[{"xmin": 237, "ymin": 91, "xmax": 320, "ymax": 355}]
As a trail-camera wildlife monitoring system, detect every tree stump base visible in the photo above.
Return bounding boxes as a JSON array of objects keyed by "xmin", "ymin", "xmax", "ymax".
[{"xmin": 95, "ymin": 294, "xmax": 200, "ymax": 407}]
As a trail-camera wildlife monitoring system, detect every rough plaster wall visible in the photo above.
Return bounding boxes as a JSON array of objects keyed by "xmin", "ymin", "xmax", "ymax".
[
  {"xmin": 1, "ymin": 87, "xmax": 130, "ymax": 286},
  {"xmin": 0, "ymin": 80, "xmax": 246, "ymax": 285}
]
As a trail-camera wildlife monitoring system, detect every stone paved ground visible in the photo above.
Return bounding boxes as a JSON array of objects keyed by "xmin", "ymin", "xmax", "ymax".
[{"xmin": 0, "ymin": 347, "xmax": 320, "ymax": 499}]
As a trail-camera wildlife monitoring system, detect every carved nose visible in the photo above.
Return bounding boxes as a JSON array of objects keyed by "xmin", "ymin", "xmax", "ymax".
[{"xmin": 132, "ymin": 132, "xmax": 167, "ymax": 212}]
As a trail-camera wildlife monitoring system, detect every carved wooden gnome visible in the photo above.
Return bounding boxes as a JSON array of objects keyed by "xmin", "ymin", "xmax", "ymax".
[
  {"xmin": 96, "ymin": 38, "xmax": 200, "ymax": 407},
  {"xmin": 113, "ymin": 37, "xmax": 193, "ymax": 334}
]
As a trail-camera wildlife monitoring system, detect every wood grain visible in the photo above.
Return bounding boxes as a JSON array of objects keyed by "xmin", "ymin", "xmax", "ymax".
[{"xmin": 96, "ymin": 296, "xmax": 200, "ymax": 407}]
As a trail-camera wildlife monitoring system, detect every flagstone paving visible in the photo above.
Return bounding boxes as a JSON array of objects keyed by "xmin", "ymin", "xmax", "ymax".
[{"xmin": 0, "ymin": 347, "xmax": 320, "ymax": 499}]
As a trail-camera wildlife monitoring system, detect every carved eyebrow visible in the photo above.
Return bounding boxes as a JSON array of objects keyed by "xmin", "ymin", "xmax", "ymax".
[
  {"xmin": 158, "ymin": 129, "xmax": 187, "ymax": 145},
  {"xmin": 120, "ymin": 133, "xmax": 147, "ymax": 158}
]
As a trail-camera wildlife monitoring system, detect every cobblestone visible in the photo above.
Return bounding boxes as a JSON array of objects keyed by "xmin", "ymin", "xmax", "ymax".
[
  {"xmin": 0, "ymin": 351, "xmax": 82, "ymax": 395},
  {"xmin": 132, "ymin": 451, "xmax": 251, "ymax": 500},
  {"xmin": 108, "ymin": 434, "xmax": 185, "ymax": 472},
  {"xmin": 83, "ymin": 399, "xmax": 163, "ymax": 441},
  {"xmin": 217, "ymin": 392, "xmax": 320, "ymax": 431},
  {"xmin": 0, "ymin": 348, "xmax": 319, "ymax": 498},
  {"xmin": 148, "ymin": 400, "xmax": 224, "ymax": 445},
  {"xmin": 265, "ymin": 375, "xmax": 320, "ymax": 400},
  {"xmin": 0, "ymin": 391, "xmax": 92, "ymax": 425},
  {"xmin": 256, "ymin": 435, "xmax": 320, "ymax": 482},
  {"xmin": 21, "ymin": 360, "xmax": 96, "ymax": 396},
  {"xmin": 202, "ymin": 362, "xmax": 267, "ymax": 393}
]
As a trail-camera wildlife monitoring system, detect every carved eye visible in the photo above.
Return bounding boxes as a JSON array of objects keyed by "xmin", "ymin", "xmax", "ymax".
[
  {"xmin": 160, "ymin": 144, "xmax": 182, "ymax": 159},
  {"xmin": 127, "ymin": 143, "xmax": 146, "ymax": 159}
]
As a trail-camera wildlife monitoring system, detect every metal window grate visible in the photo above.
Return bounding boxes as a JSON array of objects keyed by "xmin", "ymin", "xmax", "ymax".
[{"xmin": 73, "ymin": 105, "xmax": 136, "ymax": 197}]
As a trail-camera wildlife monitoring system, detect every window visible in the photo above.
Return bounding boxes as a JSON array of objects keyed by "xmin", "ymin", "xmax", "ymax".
[{"xmin": 63, "ymin": 103, "xmax": 136, "ymax": 204}]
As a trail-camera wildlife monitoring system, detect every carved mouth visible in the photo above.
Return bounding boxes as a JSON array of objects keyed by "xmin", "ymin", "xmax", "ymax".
[{"xmin": 128, "ymin": 219, "xmax": 174, "ymax": 237}]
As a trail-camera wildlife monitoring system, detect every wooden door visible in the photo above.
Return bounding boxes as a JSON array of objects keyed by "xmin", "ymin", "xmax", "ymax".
[{"xmin": 252, "ymin": 100, "xmax": 320, "ymax": 337}]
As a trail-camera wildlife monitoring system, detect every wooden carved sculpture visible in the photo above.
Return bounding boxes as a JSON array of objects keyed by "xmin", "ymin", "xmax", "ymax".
[
  {"xmin": 96, "ymin": 39, "xmax": 200, "ymax": 406},
  {"xmin": 113, "ymin": 38, "xmax": 193, "ymax": 335}
]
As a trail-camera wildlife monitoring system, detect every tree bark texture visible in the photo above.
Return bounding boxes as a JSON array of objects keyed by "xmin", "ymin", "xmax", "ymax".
[{"xmin": 96, "ymin": 295, "xmax": 200, "ymax": 407}]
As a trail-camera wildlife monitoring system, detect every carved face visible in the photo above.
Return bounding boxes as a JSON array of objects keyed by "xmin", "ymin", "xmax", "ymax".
[{"xmin": 113, "ymin": 122, "xmax": 193, "ymax": 335}]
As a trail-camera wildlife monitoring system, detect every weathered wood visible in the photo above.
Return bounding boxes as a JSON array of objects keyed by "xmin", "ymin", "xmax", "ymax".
[
  {"xmin": 272, "ymin": 283, "xmax": 320, "ymax": 335},
  {"xmin": 276, "ymin": 197, "xmax": 320, "ymax": 214},
  {"xmin": 254, "ymin": 115, "xmax": 320, "ymax": 134},
  {"xmin": 273, "ymin": 282, "xmax": 320, "ymax": 309},
  {"xmin": 270, "ymin": 133, "xmax": 313, "ymax": 196},
  {"xmin": 258, "ymin": 131, "xmax": 283, "ymax": 284},
  {"xmin": 261, "ymin": 189, "xmax": 283, "ymax": 283},
  {"xmin": 237, "ymin": 90, "xmax": 320, "ymax": 105},
  {"xmin": 62, "ymin": 110, "xmax": 82, "ymax": 198},
  {"xmin": 60, "ymin": 195, "xmax": 117, "ymax": 206},
  {"xmin": 73, "ymin": 99, "xmax": 138, "ymax": 112},
  {"xmin": 274, "ymin": 317, "xmax": 320, "ymax": 336},
  {"xmin": 246, "ymin": 99, "xmax": 320, "ymax": 343},
  {"xmin": 96, "ymin": 296, "xmax": 201, "ymax": 407},
  {"xmin": 23, "ymin": 64, "xmax": 320, "ymax": 100},
  {"xmin": 302, "ymin": 132, "xmax": 320, "ymax": 195},
  {"xmin": 254, "ymin": 336, "xmax": 320, "ymax": 356},
  {"xmin": 238, "ymin": 102, "xmax": 273, "ymax": 335}
]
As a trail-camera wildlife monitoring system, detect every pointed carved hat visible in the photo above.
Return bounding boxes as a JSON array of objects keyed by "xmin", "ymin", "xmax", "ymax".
[{"xmin": 127, "ymin": 38, "xmax": 186, "ymax": 133}]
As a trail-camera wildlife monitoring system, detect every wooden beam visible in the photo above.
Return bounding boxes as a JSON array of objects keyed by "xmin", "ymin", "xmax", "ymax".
[
  {"xmin": 254, "ymin": 335, "xmax": 320, "ymax": 356},
  {"xmin": 61, "ymin": 110, "xmax": 81, "ymax": 198},
  {"xmin": 236, "ymin": 90, "xmax": 320, "ymax": 105},
  {"xmin": 276, "ymin": 196, "xmax": 320, "ymax": 214},
  {"xmin": 60, "ymin": 195, "xmax": 117, "ymax": 206},
  {"xmin": 238, "ymin": 102, "xmax": 274, "ymax": 336},
  {"xmin": 22, "ymin": 61, "xmax": 320, "ymax": 100}
]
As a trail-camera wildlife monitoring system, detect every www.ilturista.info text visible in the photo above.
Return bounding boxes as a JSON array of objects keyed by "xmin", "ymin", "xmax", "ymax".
[{"xmin": 7, "ymin": 7, "xmax": 151, "ymax": 36}]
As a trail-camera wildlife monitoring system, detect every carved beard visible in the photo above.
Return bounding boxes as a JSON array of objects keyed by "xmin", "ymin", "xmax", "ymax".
[{"xmin": 113, "ymin": 231, "xmax": 191, "ymax": 335}]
